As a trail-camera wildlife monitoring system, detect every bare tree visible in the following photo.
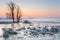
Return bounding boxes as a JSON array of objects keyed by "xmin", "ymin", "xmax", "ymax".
[
  {"xmin": 7, "ymin": 2, "xmax": 16, "ymax": 23},
  {"xmin": 6, "ymin": 13, "xmax": 12, "ymax": 19},
  {"xmin": 16, "ymin": 6, "xmax": 22, "ymax": 24},
  {"xmin": 6, "ymin": 13, "xmax": 9, "ymax": 19}
]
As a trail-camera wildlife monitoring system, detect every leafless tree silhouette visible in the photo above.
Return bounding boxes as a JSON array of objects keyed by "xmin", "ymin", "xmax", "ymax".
[
  {"xmin": 6, "ymin": 13, "xmax": 12, "ymax": 19},
  {"xmin": 7, "ymin": 2, "xmax": 22, "ymax": 24},
  {"xmin": 7, "ymin": 2, "xmax": 16, "ymax": 23},
  {"xmin": 16, "ymin": 6, "xmax": 22, "ymax": 24}
]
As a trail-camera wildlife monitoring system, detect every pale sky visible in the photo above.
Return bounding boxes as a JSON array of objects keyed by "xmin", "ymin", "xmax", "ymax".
[{"xmin": 0, "ymin": 0, "xmax": 60, "ymax": 18}]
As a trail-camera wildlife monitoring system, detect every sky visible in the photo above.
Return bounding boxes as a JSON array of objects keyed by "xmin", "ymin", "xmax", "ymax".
[{"xmin": 0, "ymin": 0, "xmax": 60, "ymax": 18}]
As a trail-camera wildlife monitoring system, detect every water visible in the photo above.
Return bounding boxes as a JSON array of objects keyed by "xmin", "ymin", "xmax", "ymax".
[
  {"xmin": 0, "ymin": 18, "xmax": 60, "ymax": 23},
  {"xmin": 26, "ymin": 18, "xmax": 60, "ymax": 23},
  {"xmin": 0, "ymin": 18, "xmax": 60, "ymax": 40}
]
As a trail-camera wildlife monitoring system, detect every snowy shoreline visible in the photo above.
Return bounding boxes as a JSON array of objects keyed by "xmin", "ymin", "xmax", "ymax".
[{"xmin": 0, "ymin": 21, "xmax": 60, "ymax": 40}]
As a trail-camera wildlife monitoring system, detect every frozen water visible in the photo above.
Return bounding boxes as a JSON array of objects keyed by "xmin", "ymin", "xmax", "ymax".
[{"xmin": 0, "ymin": 18, "xmax": 60, "ymax": 40}]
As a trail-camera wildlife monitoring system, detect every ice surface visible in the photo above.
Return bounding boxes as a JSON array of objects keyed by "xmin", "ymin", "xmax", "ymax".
[{"xmin": 0, "ymin": 18, "xmax": 60, "ymax": 40}]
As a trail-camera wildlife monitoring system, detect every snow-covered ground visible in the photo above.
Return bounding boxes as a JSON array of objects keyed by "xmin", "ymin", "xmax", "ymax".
[
  {"xmin": 0, "ymin": 22, "xmax": 59, "ymax": 40},
  {"xmin": 0, "ymin": 18, "xmax": 60, "ymax": 40}
]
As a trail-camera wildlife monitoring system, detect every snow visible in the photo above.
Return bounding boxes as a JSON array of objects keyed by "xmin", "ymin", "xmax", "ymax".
[{"xmin": 0, "ymin": 19, "xmax": 60, "ymax": 40}]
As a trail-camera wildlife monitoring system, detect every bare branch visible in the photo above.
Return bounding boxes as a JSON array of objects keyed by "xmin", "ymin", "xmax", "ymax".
[{"xmin": 7, "ymin": 2, "xmax": 16, "ymax": 22}]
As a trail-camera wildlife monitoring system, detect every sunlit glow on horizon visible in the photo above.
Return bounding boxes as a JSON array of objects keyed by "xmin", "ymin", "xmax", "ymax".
[{"xmin": 0, "ymin": 0, "xmax": 60, "ymax": 18}]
